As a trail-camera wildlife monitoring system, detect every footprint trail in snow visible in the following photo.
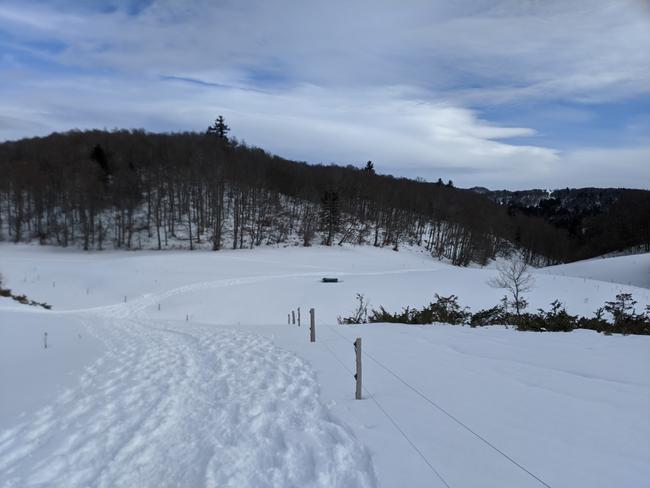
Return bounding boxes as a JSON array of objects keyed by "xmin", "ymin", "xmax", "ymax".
[{"xmin": 0, "ymin": 298, "xmax": 377, "ymax": 487}]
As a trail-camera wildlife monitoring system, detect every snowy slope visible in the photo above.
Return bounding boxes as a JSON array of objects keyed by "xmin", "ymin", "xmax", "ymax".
[
  {"xmin": 541, "ymin": 252, "xmax": 650, "ymax": 289},
  {"xmin": 1, "ymin": 244, "xmax": 649, "ymax": 487}
]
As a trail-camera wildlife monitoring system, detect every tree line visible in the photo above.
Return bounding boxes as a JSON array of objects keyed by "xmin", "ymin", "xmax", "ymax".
[
  {"xmin": 0, "ymin": 126, "xmax": 623, "ymax": 266},
  {"xmin": 479, "ymin": 187, "xmax": 650, "ymax": 257}
]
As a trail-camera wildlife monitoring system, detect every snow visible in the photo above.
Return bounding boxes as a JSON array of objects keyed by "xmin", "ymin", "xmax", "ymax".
[
  {"xmin": 1, "ymin": 244, "xmax": 649, "ymax": 487},
  {"xmin": 541, "ymin": 253, "xmax": 650, "ymax": 289},
  {"xmin": 0, "ymin": 310, "xmax": 103, "ymax": 425}
]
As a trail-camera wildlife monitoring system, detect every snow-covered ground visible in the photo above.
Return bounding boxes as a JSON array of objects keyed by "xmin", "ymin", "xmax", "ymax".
[
  {"xmin": 541, "ymin": 252, "xmax": 650, "ymax": 289},
  {"xmin": 1, "ymin": 244, "xmax": 649, "ymax": 487}
]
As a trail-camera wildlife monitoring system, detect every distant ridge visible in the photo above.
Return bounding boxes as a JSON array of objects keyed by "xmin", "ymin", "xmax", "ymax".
[{"xmin": 469, "ymin": 186, "xmax": 650, "ymax": 257}]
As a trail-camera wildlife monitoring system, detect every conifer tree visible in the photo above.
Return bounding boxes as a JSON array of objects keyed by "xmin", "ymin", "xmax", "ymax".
[{"xmin": 207, "ymin": 115, "xmax": 230, "ymax": 140}]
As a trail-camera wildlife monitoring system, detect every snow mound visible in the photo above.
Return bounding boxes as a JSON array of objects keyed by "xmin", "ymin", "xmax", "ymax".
[{"xmin": 541, "ymin": 253, "xmax": 650, "ymax": 289}]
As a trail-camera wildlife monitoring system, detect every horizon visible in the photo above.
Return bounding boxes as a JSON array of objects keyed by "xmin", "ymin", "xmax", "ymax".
[{"xmin": 1, "ymin": 0, "xmax": 649, "ymax": 190}]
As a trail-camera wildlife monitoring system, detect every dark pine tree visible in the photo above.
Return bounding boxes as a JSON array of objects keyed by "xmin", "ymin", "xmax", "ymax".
[
  {"xmin": 207, "ymin": 115, "xmax": 230, "ymax": 140},
  {"xmin": 320, "ymin": 190, "xmax": 340, "ymax": 246},
  {"xmin": 90, "ymin": 144, "xmax": 112, "ymax": 185}
]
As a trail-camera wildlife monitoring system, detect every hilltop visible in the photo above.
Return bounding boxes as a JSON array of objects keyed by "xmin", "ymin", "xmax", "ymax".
[{"xmin": 1, "ymin": 130, "xmax": 648, "ymax": 265}]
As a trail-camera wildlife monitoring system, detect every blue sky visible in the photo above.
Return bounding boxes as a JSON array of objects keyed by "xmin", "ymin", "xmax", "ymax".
[{"xmin": 1, "ymin": 0, "xmax": 649, "ymax": 189}]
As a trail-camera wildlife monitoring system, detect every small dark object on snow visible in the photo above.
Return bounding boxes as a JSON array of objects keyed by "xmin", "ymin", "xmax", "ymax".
[{"xmin": 321, "ymin": 277, "xmax": 339, "ymax": 283}]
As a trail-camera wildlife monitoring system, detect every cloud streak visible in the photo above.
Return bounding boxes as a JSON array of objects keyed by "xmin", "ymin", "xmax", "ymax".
[{"xmin": 0, "ymin": 0, "xmax": 648, "ymax": 189}]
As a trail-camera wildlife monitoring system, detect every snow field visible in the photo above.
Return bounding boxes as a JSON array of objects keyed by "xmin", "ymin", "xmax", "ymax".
[
  {"xmin": 0, "ymin": 311, "xmax": 376, "ymax": 487},
  {"xmin": 0, "ymin": 310, "xmax": 103, "ymax": 425},
  {"xmin": 541, "ymin": 252, "xmax": 650, "ymax": 289},
  {"xmin": 1, "ymin": 244, "xmax": 649, "ymax": 487}
]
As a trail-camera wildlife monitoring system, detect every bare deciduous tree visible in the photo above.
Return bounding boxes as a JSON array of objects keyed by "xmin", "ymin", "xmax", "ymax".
[{"xmin": 488, "ymin": 255, "xmax": 534, "ymax": 316}]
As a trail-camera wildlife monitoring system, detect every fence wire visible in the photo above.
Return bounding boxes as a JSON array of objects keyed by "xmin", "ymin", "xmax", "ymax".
[{"xmin": 323, "ymin": 323, "xmax": 553, "ymax": 488}]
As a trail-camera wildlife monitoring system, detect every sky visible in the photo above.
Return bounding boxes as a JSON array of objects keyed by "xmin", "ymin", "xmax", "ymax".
[{"xmin": 0, "ymin": 0, "xmax": 649, "ymax": 190}]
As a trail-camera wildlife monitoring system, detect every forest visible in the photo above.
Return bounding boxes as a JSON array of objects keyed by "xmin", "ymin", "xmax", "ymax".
[
  {"xmin": 0, "ymin": 126, "xmax": 648, "ymax": 266},
  {"xmin": 476, "ymin": 187, "xmax": 650, "ymax": 257}
]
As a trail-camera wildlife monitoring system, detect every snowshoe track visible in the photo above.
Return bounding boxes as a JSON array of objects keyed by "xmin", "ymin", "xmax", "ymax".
[{"xmin": 0, "ymin": 301, "xmax": 377, "ymax": 487}]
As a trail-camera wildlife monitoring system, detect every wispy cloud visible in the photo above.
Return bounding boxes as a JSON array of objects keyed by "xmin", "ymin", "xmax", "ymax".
[{"xmin": 0, "ymin": 0, "xmax": 648, "ymax": 189}]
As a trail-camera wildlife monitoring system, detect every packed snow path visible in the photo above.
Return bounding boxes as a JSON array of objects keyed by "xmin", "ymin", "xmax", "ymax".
[{"xmin": 0, "ymin": 301, "xmax": 376, "ymax": 487}]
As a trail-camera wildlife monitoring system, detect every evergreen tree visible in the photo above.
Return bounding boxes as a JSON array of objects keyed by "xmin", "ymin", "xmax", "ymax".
[
  {"xmin": 320, "ymin": 190, "xmax": 340, "ymax": 246},
  {"xmin": 604, "ymin": 293, "xmax": 636, "ymax": 325},
  {"xmin": 90, "ymin": 144, "xmax": 112, "ymax": 185},
  {"xmin": 207, "ymin": 115, "xmax": 230, "ymax": 140}
]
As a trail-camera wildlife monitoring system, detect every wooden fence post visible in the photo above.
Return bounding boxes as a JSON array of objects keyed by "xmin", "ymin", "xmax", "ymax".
[
  {"xmin": 297, "ymin": 307, "xmax": 301, "ymax": 327},
  {"xmin": 309, "ymin": 308, "xmax": 316, "ymax": 342},
  {"xmin": 124, "ymin": 295, "xmax": 127, "ymax": 303},
  {"xmin": 288, "ymin": 313, "xmax": 291, "ymax": 325},
  {"xmin": 292, "ymin": 310, "xmax": 296, "ymax": 325},
  {"xmin": 44, "ymin": 332, "xmax": 48, "ymax": 349},
  {"xmin": 354, "ymin": 337, "xmax": 362, "ymax": 399}
]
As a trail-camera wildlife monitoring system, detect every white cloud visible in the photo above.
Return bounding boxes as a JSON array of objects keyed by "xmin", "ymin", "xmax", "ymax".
[
  {"xmin": 2, "ymin": 0, "xmax": 648, "ymax": 101},
  {"xmin": 0, "ymin": 0, "xmax": 648, "ymax": 189},
  {"xmin": 0, "ymin": 74, "xmax": 557, "ymax": 176},
  {"xmin": 551, "ymin": 147, "xmax": 650, "ymax": 189}
]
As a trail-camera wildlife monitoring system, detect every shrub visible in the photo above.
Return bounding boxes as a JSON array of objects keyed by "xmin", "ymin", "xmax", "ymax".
[
  {"xmin": 338, "ymin": 293, "xmax": 370, "ymax": 324},
  {"xmin": 368, "ymin": 305, "xmax": 412, "ymax": 324},
  {"xmin": 415, "ymin": 294, "xmax": 470, "ymax": 325},
  {"xmin": 604, "ymin": 293, "xmax": 636, "ymax": 325},
  {"xmin": 537, "ymin": 300, "xmax": 576, "ymax": 332},
  {"xmin": 346, "ymin": 292, "xmax": 649, "ymax": 335},
  {"xmin": 575, "ymin": 308, "xmax": 609, "ymax": 334},
  {"xmin": 470, "ymin": 305, "xmax": 506, "ymax": 327},
  {"xmin": 368, "ymin": 294, "xmax": 470, "ymax": 325},
  {"xmin": 0, "ymin": 280, "xmax": 52, "ymax": 309}
]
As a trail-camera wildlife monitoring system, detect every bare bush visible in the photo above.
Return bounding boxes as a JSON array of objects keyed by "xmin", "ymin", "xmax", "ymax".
[
  {"xmin": 488, "ymin": 255, "xmax": 535, "ymax": 316},
  {"xmin": 338, "ymin": 293, "xmax": 369, "ymax": 324}
]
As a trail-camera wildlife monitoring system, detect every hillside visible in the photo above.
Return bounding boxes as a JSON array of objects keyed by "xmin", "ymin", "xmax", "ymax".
[
  {"xmin": 3, "ymin": 130, "xmax": 648, "ymax": 265},
  {"xmin": 541, "ymin": 253, "xmax": 650, "ymax": 289},
  {"xmin": 0, "ymin": 130, "xmax": 582, "ymax": 266},
  {"xmin": 471, "ymin": 187, "xmax": 650, "ymax": 257}
]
